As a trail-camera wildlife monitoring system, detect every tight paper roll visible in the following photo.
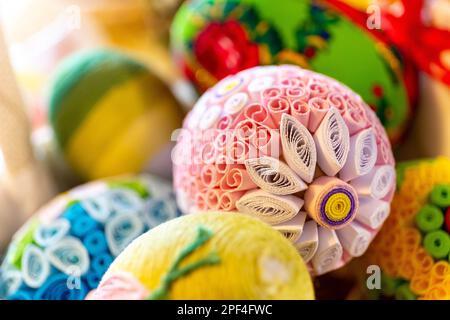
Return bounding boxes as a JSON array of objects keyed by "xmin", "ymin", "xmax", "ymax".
[{"xmin": 304, "ymin": 177, "xmax": 359, "ymax": 229}]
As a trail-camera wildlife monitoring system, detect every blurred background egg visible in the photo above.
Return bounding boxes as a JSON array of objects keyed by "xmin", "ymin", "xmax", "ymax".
[
  {"xmin": 0, "ymin": 174, "xmax": 181, "ymax": 300},
  {"xmin": 171, "ymin": 0, "xmax": 417, "ymax": 144},
  {"xmin": 48, "ymin": 49, "xmax": 185, "ymax": 181}
]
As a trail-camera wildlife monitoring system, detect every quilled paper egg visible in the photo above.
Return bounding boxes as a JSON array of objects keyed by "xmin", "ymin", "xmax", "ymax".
[
  {"xmin": 87, "ymin": 212, "xmax": 315, "ymax": 300},
  {"xmin": 171, "ymin": 0, "xmax": 417, "ymax": 144},
  {"xmin": 172, "ymin": 65, "xmax": 396, "ymax": 275},
  {"xmin": 0, "ymin": 175, "xmax": 181, "ymax": 300},
  {"xmin": 360, "ymin": 157, "xmax": 450, "ymax": 300},
  {"xmin": 48, "ymin": 49, "xmax": 185, "ymax": 180}
]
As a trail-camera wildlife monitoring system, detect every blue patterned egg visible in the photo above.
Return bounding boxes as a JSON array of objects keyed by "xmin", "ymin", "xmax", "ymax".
[{"xmin": 0, "ymin": 175, "xmax": 181, "ymax": 300}]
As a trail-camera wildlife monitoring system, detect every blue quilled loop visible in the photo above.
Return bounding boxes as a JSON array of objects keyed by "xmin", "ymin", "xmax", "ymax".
[
  {"xmin": 34, "ymin": 218, "xmax": 70, "ymax": 247},
  {"xmin": 81, "ymin": 195, "xmax": 112, "ymax": 223},
  {"xmin": 91, "ymin": 253, "xmax": 113, "ymax": 274},
  {"xmin": 85, "ymin": 271, "xmax": 102, "ymax": 289},
  {"xmin": 63, "ymin": 202, "xmax": 88, "ymax": 222},
  {"xmin": 83, "ymin": 230, "xmax": 108, "ymax": 256},
  {"xmin": 21, "ymin": 245, "xmax": 50, "ymax": 288},
  {"xmin": 108, "ymin": 189, "xmax": 145, "ymax": 215},
  {"xmin": 105, "ymin": 212, "xmax": 145, "ymax": 256},
  {"xmin": 0, "ymin": 269, "xmax": 22, "ymax": 298},
  {"xmin": 34, "ymin": 274, "xmax": 88, "ymax": 300},
  {"xmin": 45, "ymin": 237, "xmax": 90, "ymax": 275}
]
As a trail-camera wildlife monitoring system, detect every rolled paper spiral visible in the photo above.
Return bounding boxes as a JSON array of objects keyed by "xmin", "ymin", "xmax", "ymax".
[
  {"xmin": 89, "ymin": 212, "xmax": 315, "ymax": 300},
  {"xmin": 173, "ymin": 65, "xmax": 395, "ymax": 275},
  {"xmin": 0, "ymin": 175, "xmax": 181, "ymax": 300},
  {"xmin": 361, "ymin": 157, "xmax": 450, "ymax": 300},
  {"xmin": 304, "ymin": 177, "xmax": 358, "ymax": 229}
]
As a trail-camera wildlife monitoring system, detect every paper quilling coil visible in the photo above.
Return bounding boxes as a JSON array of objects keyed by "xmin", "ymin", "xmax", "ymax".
[
  {"xmin": 351, "ymin": 165, "xmax": 395, "ymax": 200},
  {"xmin": 236, "ymin": 190, "xmax": 304, "ymax": 225},
  {"xmin": 304, "ymin": 177, "xmax": 359, "ymax": 229},
  {"xmin": 336, "ymin": 222, "xmax": 372, "ymax": 257},
  {"xmin": 311, "ymin": 227, "xmax": 343, "ymax": 275},
  {"xmin": 355, "ymin": 197, "xmax": 390, "ymax": 229},
  {"xmin": 244, "ymin": 157, "xmax": 307, "ymax": 195},
  {"xmin": 273, "ymin": 211, "xmax": 307, "ymax": 243},
  {"xmin": 0, "ymin": 175, "xmax": 181, "ymax": 300},
  {"xmin": 173, "ymin": 65, "xmax": 396, "ymax": 276},
  {"xmin": 313, "ymin": 108, "xmax": 350, "ymax": 176},
  {"xmin": 280, "ymin": 114, "xmax": 317, "ymax": 183},
  {"xmin": 339, "ymin": 128, "xmax": 377, "ymax": 182},
  {"xmin": 290, "ymin": 100, "xmax": 311, "ymax": 128},
  {"xmin": 294, "ymin": 220, "xmax": 319, "ymax": 263}
]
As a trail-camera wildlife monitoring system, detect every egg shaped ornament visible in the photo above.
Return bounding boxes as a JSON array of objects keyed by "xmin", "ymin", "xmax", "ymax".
[
  {"xmin": 172, "ymin": 65, "xmax": 396, "ymax": 276},
  {"xmin": 0, "ymin": 175, "xmax": 181, "ymax": 300},
  {"xmin": 48, "ymin": 49, "xmax": 185, "ymax": 181},
  {"xmin": 171, "ymin": 0, "xmax": 417, "ymax": 144},
  {"xmin": 357, "ymin": 157, "xmax": 450, "ymax": 300},
  {"xmin": 87, "ymin": 212, "xmax": 315, "ymax": 300}
]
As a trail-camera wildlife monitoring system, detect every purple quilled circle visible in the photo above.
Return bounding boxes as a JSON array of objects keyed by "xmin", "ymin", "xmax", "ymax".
[{"xmin": 319, "ymin": 187, "xmax": 357, "ymax": 227}]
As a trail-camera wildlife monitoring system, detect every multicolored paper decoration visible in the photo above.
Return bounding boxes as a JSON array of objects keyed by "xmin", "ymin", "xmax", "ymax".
[
  {"xmin": 87, "ymin": 212, "xmax": 315, "ymax": 300},
  {"xmin": 373, "ymin": 0, "xmax": 450, "ymax": 85},
  {"xmin": 173, "ymin": 65, "xmax": 396, "ymax": 275},
  {"xmin": 171, "ymin": 0, "xmax": 417, "ymax": 144},
  {"xmin": 362, "ymin": 157, "xmax": 450, "ymax": 300},
  {"xmin": 48, "ymin": 49, "xmax": 184, "ymax": 180},
  {"xmin": 0, "ymin": 175, "xmax": 181, "ymax": 300}
]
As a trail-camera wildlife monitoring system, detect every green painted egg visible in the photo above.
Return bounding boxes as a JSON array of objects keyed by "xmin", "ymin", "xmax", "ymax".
[{"xmin": 171, "ymin": 0, "xmax": 417, "ymax": 144}]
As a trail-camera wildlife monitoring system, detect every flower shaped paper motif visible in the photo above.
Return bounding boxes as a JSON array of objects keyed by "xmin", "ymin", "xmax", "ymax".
[
  {"xmin": 173, "ymin": 65, "xmax": 396, "ymax": 276},
  {"xmin": 194, "ymin": 21, "xmax": 260, "ymax": 81}
]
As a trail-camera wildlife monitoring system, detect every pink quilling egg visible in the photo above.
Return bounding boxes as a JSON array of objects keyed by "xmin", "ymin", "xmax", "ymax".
[{"xmin": 173, "ymin": 65, "xmax": 396, "ymax": 275}]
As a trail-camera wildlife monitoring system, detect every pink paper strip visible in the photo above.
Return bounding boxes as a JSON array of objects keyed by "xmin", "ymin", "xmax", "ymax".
[
  {"xmin": 220, "ymin": 168, "xmax": 257, "ymax": 191},
  {"xmin": 266, "ymin": 97, "xmax": 291, "ymax": 127},
  {"xmin": 290, "ymin": 99, "xmax": 311, "ymax": 128},
  {"xmin": 307, "ymin": 97, "xmax": 330, "ymax": 133},
  {"xmin": 200, "ymin": 164, "xmax": 224, "ymax": 188},
  {"xmin": 219, "ymin": 191, "xmax": 246, "ymax": 211}
]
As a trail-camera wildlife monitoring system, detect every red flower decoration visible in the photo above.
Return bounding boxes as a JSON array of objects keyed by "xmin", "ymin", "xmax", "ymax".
[
  {"xmin": 194, "ymin": 21, "xmax": 260, "ymax": 80},
  {"xmin": 372, "ymin": 85, "xmax": 384, "ymax": 98}
]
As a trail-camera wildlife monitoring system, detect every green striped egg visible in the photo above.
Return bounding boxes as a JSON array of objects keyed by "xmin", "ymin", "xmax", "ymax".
[{"xmin": 49, "ymin": 50, "xmax": 184, "ymax": 180}]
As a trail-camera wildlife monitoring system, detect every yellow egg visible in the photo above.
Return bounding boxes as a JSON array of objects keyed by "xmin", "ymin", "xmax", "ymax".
[{"xmin": 100, "ymin": 212, "xmax": 315, "ymax": 300}]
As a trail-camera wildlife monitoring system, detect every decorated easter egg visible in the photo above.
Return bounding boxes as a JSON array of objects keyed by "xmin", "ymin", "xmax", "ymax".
[
  {"xmin": 48, "ymin": 49, "xmax": 184, "ymax": 180},
  {"xmin": 171, "ymin": 0, "xmax": 417, "ymax": 144},
  {"xmin": 87, "ymin": 212, "xmax": 315, "ymax": 300},
  {"xmin": 172, "ymin": 65, "xmax": 396, "ymax": 275},
  {"xmin": 360, "ymin": 157, "xmax": 450, "ymax": 300},
  {"xmin": 0, "ymin": 175, "xmax": 181, "ymax": 300}
]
